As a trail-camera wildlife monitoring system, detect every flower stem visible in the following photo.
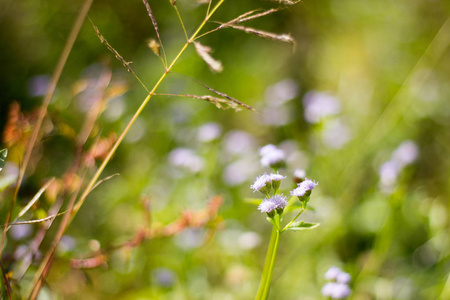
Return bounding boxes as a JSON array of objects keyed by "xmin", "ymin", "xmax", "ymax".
[{"xmin": 255, "ymin": 223, "xmax": 281, "ymax": 300}]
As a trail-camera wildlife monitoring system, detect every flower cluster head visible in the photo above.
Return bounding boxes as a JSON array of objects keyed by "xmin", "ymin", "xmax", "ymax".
[
  {"xmin": 259, "ymin": 144, "xmax": 286, "ymax": 169},
  {"xmin": 321, "ymin": 266, "xmax": 352, "ymax": 299},
  {"xmin": 258, "ymin": 194, "xmax": 288, "ymax": 217},
  {"xmin": 290, "ymin": 178, "xmax": 318, "ymax": 201},
  {"xmin": 251, "ymin": 172, "xmax": 286, "ymax": 196}
]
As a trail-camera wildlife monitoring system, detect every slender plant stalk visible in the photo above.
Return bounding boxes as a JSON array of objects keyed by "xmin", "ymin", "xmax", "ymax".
[
  {"xmin": 255, "ymin": 225, "xmax": 281, "ymax": 300},
  {"xmin": 0, "ymin": 0, "xmax": 94, "ymax": 262},
  {"xmin": 255, "ymin": 226, "xmax": 276, "ymax": 299},
  {"xmin": 27, "ymin": 1, "xmax": 226, "ymax": 298}
]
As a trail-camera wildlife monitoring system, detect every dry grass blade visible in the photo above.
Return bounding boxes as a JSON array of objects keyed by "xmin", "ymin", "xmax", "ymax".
[
  {"xmin": 7, "ymin": 178, "xmax": 55, "ymax": 230},
  {"xmin": 90, "ymin": 20, "xmax": 150, "ymax": 92},
  {"xmin": 6, "ymin": 212, "xmax": 66, "ymax": 226},
  {"xmin": 227, "ymin": 24, "xmax": 295, "ymax": 44},
  {"xmin": 142, "ymin": 0, "xmax": 167, "ymax": 65},
  {"xmin": 193, "ymin": 42, "xmax": 223, "ymax": 73},
  {"xmin": 91, "ymin": 173, "xmax": 120, "ymax": 192},
  {"xmin": 271, "ymin": 0, "xmax": 302, "ymax": 5},
  {"xmin": 195, "ymin": 81, "xmax": 255, "ymax": 111},
  {"xmin": 217, "ymin": 8, "xmax": 280, "ymax": 30},
  {"xmin": 186, "ymin": 95, "xmax": 241, "ymax": 111}
]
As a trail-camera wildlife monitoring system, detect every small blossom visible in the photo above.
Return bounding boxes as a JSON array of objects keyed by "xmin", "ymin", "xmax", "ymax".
[
  {"xmin": 290, "ymin": 178, "xmax": 318, "ymax": 197},
  {"xmin": 324, "ymin": 266, "xmax": 351, "ymax": 284},
  {"xmin": 392, "ymin": 140, "xmax": 419, "ymax": 167},
  {"xmin": 336, "ymin": 272, "xmax": 351, "ymax": 284},
  {"xmin": 197, "ymin": 122, "xmax": 222, "ymax": 142},
  {"xmin": 258, "ymin": 200, "xmax": 278, "ymax": 213},
  {"xmin": 303, "ymin": 91, "xmax": 341, "ymax": 124},
  {"xmin": 269, "ymin": 173, "xmax": 286, "ymax": 181},
  {"xmin": 260, "ymin": 147, "xmax": 285, "ymax": 168},
  {"xmin": 321, "ymin": 282, "xmax": 351, "ymax": 299},
  {"xmin": 250, "ymin": 173, "xmax": 271, "ymax": 193},
  {"xmin": 258, "ymin": 194, "xmax": 288, "ymax": 214},
  {"xmin": 259, "ymin": 144, "xmax": 278, "ymax": 156}
]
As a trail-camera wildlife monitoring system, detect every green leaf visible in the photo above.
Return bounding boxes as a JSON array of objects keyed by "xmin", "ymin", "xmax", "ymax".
[
  {"xmin": 243, "ymin": 198, "xmax": 263, "ymax": 205},
  {"xmin": 285, "ymin": 221, "xmax": 320, "ymax": 231},
  {"xmin": 0, "ymin": 148, "xmax": 7, "ymax": 172}
]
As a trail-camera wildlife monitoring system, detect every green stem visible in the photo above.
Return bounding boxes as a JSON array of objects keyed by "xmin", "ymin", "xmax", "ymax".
[
  {"xmin": 281, "ymin": 205, "xmax": 305, "ymax": 232},
  {"xmin": 255, "ymin": 223, "xmax": 281, "ymax": 300},
  {"xmin": 263, "ymin": 227, "xmax": 281, "ymax": 299}
]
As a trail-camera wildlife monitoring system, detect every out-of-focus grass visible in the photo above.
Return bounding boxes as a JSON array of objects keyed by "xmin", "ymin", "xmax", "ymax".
[{"xmin": 1, "ymin": 0, "xmax": 450, "ymax": 299}]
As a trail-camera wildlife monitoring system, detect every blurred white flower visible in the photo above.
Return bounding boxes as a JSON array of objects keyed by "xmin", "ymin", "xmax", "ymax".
[
  {"xmin": 197, "ymin": 122, "xmax": 222, "ymax": 142},
  {"xmin": 264, "ymin": 78, "xmax": 299, "ymax": 106},
  {"xmin": 321, "ymin": 282, "xmax": 352, "ymax": 299},
  {"xmin": 391, "ymin": 140, "xmax": 419, "ymax": 167},
  {"xmin": 303, "ymin": 91, "xmax": 341, "ymax": 124},
  {"xmin": 223, "ymin": 130, "xmax": 256, "ymax": 156},
  {"xmin": 259, "ymin": 144, "xmax": 285, "ymax": 168},
  {"xmin": 379, "ymin": 160, "xmax": 401, "ymax": 192},
  {"xmin": 168, "ymin": 148, "xmax": 204, "ymax": 173},
  {"xmin": 260, "ymin": 105, "xmax": 292, "ymax": 126},
  {"xmin": 238, "ymin": 231, "xmax": 262, "ymax": 250},
  {"xmin": 223, "ymin": 157, "xmax": 258, "ymax": 186},
  {"xmin": 322, "ymin": 119, "xmax": 353, "ymax": 149}
]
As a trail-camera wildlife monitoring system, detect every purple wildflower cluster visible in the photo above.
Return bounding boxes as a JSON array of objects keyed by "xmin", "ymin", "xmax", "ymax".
[
  {"xmin": 258, "ymin": 194, "xmax": 288, "ymax": 214},
  {"xmin": 290, "ymin": 178, "xmax": 318, "ymax": 199},
  {"xmin": 321, "ymin": 266, "xmax": 352, "ymax": 299},
  {"xmin": 259, "ymin": 144, "xmax": 285, "ymax": 168},
  {"xmin": 378, "ymin": 140, "xmax": 419, "ymax": 193}
]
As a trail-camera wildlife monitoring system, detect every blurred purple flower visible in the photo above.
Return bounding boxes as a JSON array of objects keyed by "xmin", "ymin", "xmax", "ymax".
[
  {"xmin": 392, "ymin": 140, "xmax": 419, "ymax": 167},
  {"xmin": 322, "ymin": 119, "xmax": 353, "ymax": 149},
  {"xmin": 223, "ymin": 130, "xmax": 256, "ymax": 156},
  {"xmin": 168, "ymin": 148, "xmax": 204, "ymax": 173},
  {"xmin": 264, "ymin": 78, "xmax": 299, "ymax": 106},
  {"xmin": 28, "ymin": 75, "xmax": 50, "ymax": 97},
  {"xmin": 152, "ymin": 267, "xmax": 177, "ymax": 288},
  {"xmin": 197, "ymin": 122, "xmax": 222, "ymax": 142},
  {"xmin": 303, "ymin": 91, "xmax": 341, "ymax": 124},
  {"xmin": 321, "ymin": 282, "xmax": 352, "ymax": 299},
  {"xmin": 259, "ymin": 145, "xmax": 285, "ymax": 168},
  {"xmin": 9, "ymin": 224, "xmax": 32, "ymax": 241}
]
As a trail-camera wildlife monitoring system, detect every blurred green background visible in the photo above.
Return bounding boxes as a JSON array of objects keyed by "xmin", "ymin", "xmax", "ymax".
[{"xmin": 1, "ymin": 0, "xmax": 450, "ymax": 299}]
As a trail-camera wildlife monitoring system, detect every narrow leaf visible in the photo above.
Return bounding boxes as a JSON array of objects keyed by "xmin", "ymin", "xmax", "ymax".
[
  {"xmin": 0, "ymin": 149, "xmax": 7, "ymax": 172},
  {"xmin": 195, "ymin": 81, "xmax": 255, "ymax": 111},
  {"xmin": 286, "ymin": 221, "xmax": 320, "ymax": 231},
  {"xmin": 194, "ymin": 42, "xmax": 223, "ymax": 73},
  {"xmin": 12, "ymin": 178, "xmax": 55, "ymax": 226}
]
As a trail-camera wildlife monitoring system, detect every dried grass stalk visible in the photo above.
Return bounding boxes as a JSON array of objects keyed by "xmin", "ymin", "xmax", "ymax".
[
  {"xmin": 193, "ymin": 42, "xmax": 223, "ymax": 73},
  {"xmin": 227, "ymin": 24, "xmax": 295, "ymax": 44}
]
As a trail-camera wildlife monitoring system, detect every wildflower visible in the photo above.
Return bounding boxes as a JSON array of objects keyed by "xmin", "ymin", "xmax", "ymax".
[
  {"xmin": 324, "ymin": 266, "xmax": 351, "ymax": 284},
  {"xmin": 259, "ymin": 144, "xmax": 286, "ymax": 169},
  {"xmin": 197, "ymin": 122, "xmax": 222, "ymax": 142},
  {"xmin": 251, "ymin": 173, "xmax": 272, "ymax": 195},
  {"xmin": 269, "ymin": 172, "xmax": 286, "ymax": 191},
  {"xmin": 321, "ymin": 282, "xmax": 351, "ymax": 299},
  {"xmin": 290, "ymin": 178, "xmax": 318, "ymax": 201},
  {"xmin": 391, "ymin": 140, "xmax": 419, "ymax": 167},
  {"xmin": 258, "ymin": 194, "xmax": 288, "ymax": 216},
  {"xmin": 322, "ymin": 266, "xmax": 352, "ymax": 299},
  {"xmin": 251, "ymin": 173, "xmax": 286, "ymax": 195},
  {"xmin": 303, "ymin": 91, "xmax": 341, "ymax": 124},
  {"xmin": 168, "ymin": 148, "xmax": 204, "ymax": 173},
  {"xmin": 264, "ymin": 78, "xmax": 299, "ymax": 107}
]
